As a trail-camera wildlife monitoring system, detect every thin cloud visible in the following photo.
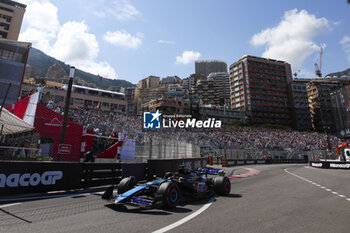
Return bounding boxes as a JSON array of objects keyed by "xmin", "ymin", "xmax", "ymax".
[
  {"xmin": 340, "ymin": 35, "xmax": 350, "ymax": 62},
  {"xmin": 104, "ymin": 30, "xmax": 143, "ymax": 49},
  {"xmin": 251, "ymin": 9, "xmax": 330, "ymax": 67},
  {"xmin": 91, "ymin": 0, "xmax": 140, "ymax": 21},
  {"xmin": 157, "ymin": 40, "xmax": 175, "ymax": 44},
  {"xmin": 176, "ymin": 51, "xmax": 201, "ymax": 65}
]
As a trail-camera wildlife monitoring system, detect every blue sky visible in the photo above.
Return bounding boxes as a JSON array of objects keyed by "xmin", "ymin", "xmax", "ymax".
[{"xmin": 18, "ymin": 0, "xmax": 350, "ymax": 84}]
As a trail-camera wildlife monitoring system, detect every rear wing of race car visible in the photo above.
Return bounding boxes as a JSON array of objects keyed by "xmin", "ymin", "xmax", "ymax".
[{"xmin": 199, "ymin": 168, "xmax": 225, "ymax": 176}]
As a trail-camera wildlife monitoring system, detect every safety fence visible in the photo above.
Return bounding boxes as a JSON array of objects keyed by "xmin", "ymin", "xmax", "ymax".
[
  {"xmin": 134, "ymin": 139, "xmax": 201, "ymax": 162},
  {"xmin": 0, "ymin": 157, "xmax": 207, "ymax": 197}
]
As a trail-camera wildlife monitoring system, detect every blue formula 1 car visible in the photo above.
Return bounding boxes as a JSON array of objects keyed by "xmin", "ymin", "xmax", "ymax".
[{"xmin": 102, "ymin": 167, "xmax": 231, "ymax": 209}]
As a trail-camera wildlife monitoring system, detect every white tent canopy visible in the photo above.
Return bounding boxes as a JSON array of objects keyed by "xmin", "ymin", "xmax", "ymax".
[{"xmin": 0, "ymin": 107, "xmax": 34, "ymax": 135}]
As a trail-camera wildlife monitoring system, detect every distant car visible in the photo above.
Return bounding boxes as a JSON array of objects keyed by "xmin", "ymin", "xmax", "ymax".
[{"xmin": 102, "ymin": 167, "xmax": 231, "ymax": 209}]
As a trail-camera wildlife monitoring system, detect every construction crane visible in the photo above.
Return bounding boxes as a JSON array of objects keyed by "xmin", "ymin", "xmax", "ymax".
[{"xmin": 314, "ymin": 47, "xmax": 323, "ymax": 78}]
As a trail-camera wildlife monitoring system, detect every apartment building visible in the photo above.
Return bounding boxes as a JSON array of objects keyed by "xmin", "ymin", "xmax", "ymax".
[
  {"xmin": 0, "ymin": 0, "xmax": 26, "ymax": 40},
  {"xmin": 230, "ymin": 55, "xmax": 294, "ymax": 127}
]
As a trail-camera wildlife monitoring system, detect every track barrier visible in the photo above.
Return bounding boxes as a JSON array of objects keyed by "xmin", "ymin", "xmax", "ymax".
[
  {"xmin": 0, "ymin": 158, "xmax": 206, "ymax": 197},
  {"xmin": 222, "ymin": 159, "xmax": 307, "ymax": 167},
  {"xmin": 310, "ymin": 161, "xmax": 350, "ymax": 169}
]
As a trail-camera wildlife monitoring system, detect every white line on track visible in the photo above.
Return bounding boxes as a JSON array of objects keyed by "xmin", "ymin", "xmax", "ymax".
[
  {"xmin": 0, "ymin": 203, "xmax": 21, "ymax": 208},
  {"xmin": 285, "ymin": 168, "xmax": 350, "ymax": 203},
  {"xmin": 152, "ymin": 197, "xmax": 216, "ymax": 233}
]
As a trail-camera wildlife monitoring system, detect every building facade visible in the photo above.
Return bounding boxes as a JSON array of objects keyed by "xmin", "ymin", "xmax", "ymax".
[
  {"xmin": 292, "ymin": 79, "xmax": 313, "ymax": 131},
  {"xmin": 160, "ymin": 76, "xmax": 181, "ymax": 87},
  {"xmin": 137, "ymin": 75, "xmax": 160, "ymax": 89},
  {"xmin": 199, "ymin": 105, "xmax": 245, "ymax": 125},
  {"xmin": 0, "ymin": 0, "xmax": 26, "ymax": 40},
  {"xmin": 207, "ymin": 72, "xmax": 230, "ymax": 107},
  {"xmin": 229, "ymin": 55, "xmax": 294, "ymax": 127},
  {"xmin": 195, "ymin": 60, "xmax": 227, "ymax": 78},
  {"xmin": 307, "ymin": 79, "xmax": 350, "ymax": 132},
  {"xmin": 330, "ymin": 85, "xmax": 350, "ymax": 138},
  {"xmin": 0, "ymin": 39, "xmax": 31, "ymax": 107},
  {"xmin": 125, "ymin": 87, "xmax": 135, "ymax": 115},
  {"xmin": 20, "ymin": 82, "xmax": 127, "ymax": 113},
  {"xmin": 191, "ymin": 78, "xmax": 221, "ymax": 106},
  {"xmin": 182, "ymin": 73, "xmax": 205, "ymax": 92},
  {"xmin": 148, "ymin": 97, "xmax": 190, "ymax": 115},
  {"xmin": 134, "ymin": 87, "xmax": 168, "ymax": 115}
]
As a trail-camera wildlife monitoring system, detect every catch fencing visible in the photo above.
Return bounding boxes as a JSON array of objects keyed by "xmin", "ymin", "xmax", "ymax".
[{"xmin": 134, "ymin": 138, "xmax": 201, "ymax": 162}]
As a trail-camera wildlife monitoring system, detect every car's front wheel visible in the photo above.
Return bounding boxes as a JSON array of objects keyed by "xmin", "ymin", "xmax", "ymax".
[
  {"xmin": 156, "ymin": 182, "xmax": 181, "ymax": 209},
  {"xmin": 117, "ymin": 176, "xmax": 137, "ymax": 194}
]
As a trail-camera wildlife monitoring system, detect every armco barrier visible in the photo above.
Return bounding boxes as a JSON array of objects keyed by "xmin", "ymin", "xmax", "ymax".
[
  {"xmin": 147, "ymin": 158, "xmax": 208, "ymax": 178},
  {"xmin": 310, "ymin": 161, "xmax": 350, "ymax": 169},
  {"xmin": 0, "ymin": 161, "xmax": 146, "ymax": 196},
  {"xmin": 0, "ymin": 161, "xmax": 82, "ymax": 196},
  {"xmin": 121, "ymin": 163, "xmax": 147, "ymax": 181},
  {"xmin": 223, "ymin": 159, "xmax": 307, "ymax": 167},
  {"xmin": 0, "ymin": 159, "xmax": 202, "ymax": 196},
  {"xmin": 81, "ymin": 163, "xmax": 122, "ymax": 188}
]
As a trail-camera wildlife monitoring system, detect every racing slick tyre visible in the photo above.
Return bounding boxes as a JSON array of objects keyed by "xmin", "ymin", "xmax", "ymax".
[
  {"xmin": 117, "ymin": 176, "xmax": 137, "ymax": 194},
  {"xmin": 156, "ymin": 182, "xmax": 181, "ymax": 209},
  {"xmin": 213, "ymin": 176, "xmax": 231, "ymax": 196}
]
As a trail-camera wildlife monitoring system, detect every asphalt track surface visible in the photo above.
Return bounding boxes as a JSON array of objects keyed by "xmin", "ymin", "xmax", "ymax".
[{"xmin": 1, "ymin": 164, "xmax": 350, "ymax": 233}]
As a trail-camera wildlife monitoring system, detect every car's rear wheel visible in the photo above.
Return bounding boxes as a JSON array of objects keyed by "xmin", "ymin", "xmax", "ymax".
[
  {"xmin": 117, "ymin": 176, "xmax": 137, "ymax": 194},
  {"xmin": 213, "ymin": 176, "xmax": 231, "ymax": 196},
  {"xmin": 156, "ymin": 182, "xmax": 181, "ymax": 209}
]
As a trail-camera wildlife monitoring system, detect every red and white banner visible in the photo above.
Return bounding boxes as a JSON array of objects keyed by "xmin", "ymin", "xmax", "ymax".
[{"xmin": 9, "ymin": 92, "xmax": 39, "ymax": 126}]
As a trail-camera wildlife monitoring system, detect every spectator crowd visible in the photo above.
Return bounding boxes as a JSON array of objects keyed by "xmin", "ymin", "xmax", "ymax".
[{"xmin": 65, "ymin": 108, "xmax": 343, "ymax": 151}]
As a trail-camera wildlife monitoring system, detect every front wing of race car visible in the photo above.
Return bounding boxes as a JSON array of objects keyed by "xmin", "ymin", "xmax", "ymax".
[{"xmin": 102, "ymin": 179, "xmax": 164, "ymax": 208}]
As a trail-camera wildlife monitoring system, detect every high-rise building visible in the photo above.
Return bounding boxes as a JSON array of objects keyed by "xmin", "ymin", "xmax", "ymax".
[
  {"xmin": 160, "ymin": 75, "xmax": 181, "ymax": 87},
  {"xmin": 0, "ymin": 0, "xmax": 26, "ymax": 40},
  {"xmin": 229, "ymin": 55, "xmax": 294, "ymax": 127},
  {"xmin": 195, "ymin": 60, "xmax": 227, "ymax": 78},
  {"xmin": 307, "ymin": 79, "xmax": 350, "ymax": 132},
  {"xmin": 292, "ymin": 79, "xmax": 313, "ymax": 131},
  {"xmin": 208, "ymin": 72, "xmax": 230, "ymax": 107},
  {"xmin": 330, "ymin": 85, "xmax": 350, "ymax": 138},
  {"xmin": 137, "ymin": 75, "xmax": 160, "ymax": 89},
  {"xmin": 191, "ymin": 79, "xmax": 221, "ymax": 106},
  {"xmin": 182, "ymin": 73, "xmax": 205, "ymax": 92}
]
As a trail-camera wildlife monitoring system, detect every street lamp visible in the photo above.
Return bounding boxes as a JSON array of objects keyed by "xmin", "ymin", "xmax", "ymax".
[{"xmin": 57, "ymin": 66, "xmax": 75, "ymax": 161}]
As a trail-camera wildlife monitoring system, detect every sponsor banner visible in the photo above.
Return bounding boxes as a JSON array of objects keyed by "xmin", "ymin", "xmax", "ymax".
[
  {"xmin": 257, "ymin": 160, "xmax": 266, "ymax": 164},
  {"xmin": 329, "ymin": 163, "xmax": 350, "ymax": 169},
  {"xmin": 246, "ymin": 160, "xmax": 255, "ymax": 165},
  {"xmin": 311, "ymin": 162, "xmax": 323, "ymax": 168},
  {"xmin": 0, "ymin": 161, "xmax": 82, "ymax": 196},
  {"xmin": 58, "ymin": 144, "xmax": 71, "ymax": 154},
  {"xmin": 227, "ymin": 161, "xmax": 236, "ymax": 166},
  {"xmin": 311, "ymin": 161, "xmax": 350, "ymax": 169},
  {"xmin": 236, "ymin": 160, "xmax": 245, "ymax": 165}
]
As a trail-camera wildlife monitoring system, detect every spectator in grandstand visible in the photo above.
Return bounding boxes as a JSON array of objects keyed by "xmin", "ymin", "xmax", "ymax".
[{"xmin": 46, "ymin": 101, "xmax": 53, "ymax": 110}]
